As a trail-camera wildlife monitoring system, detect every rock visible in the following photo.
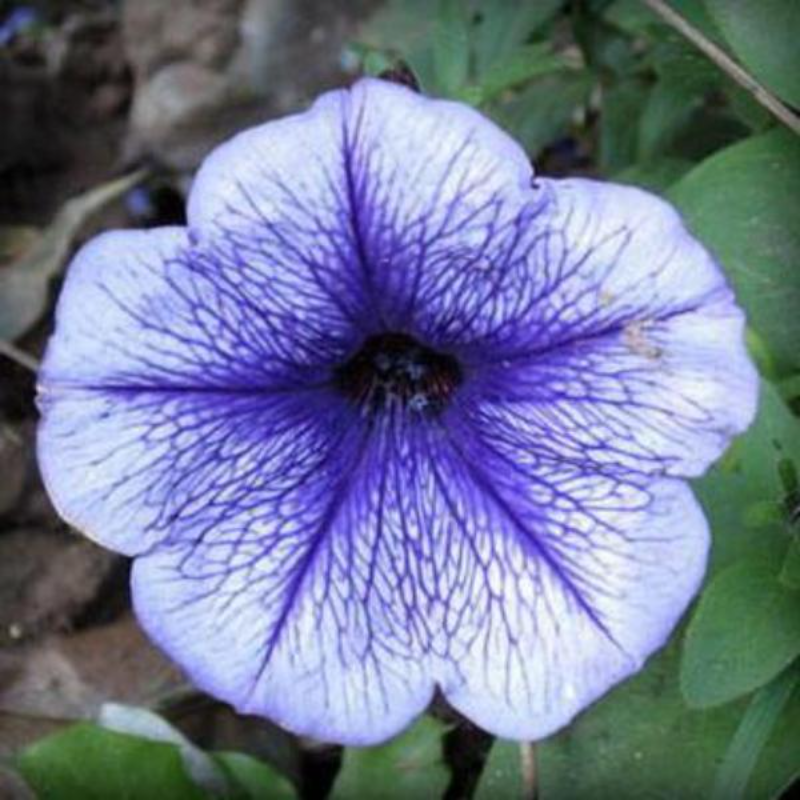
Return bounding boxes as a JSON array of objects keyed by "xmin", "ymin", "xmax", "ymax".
[
  {"xmin": 122, "ymin": 0, "xmax": 245, "ymax": 80},
  {"xmin": 122, "ymin": 0, "xmax": 377, "ymax": 172},
  {"xmin": 47, "ymin": 11, "xmax": 133, "ymax": 124},
  {"xmin": 0, "ymin": 614, "xmax": 184, "ymax": 730},
  {"xmin": 0, "ymin": 529, "xmax": 121, "ymax": 645},
  {"xmin": 122, "ymin": 0, "xmax": 274, "ymax": 171},
  {"xmin": 129, "ymin": 61, "xmax": 258, "ymax": 170}
]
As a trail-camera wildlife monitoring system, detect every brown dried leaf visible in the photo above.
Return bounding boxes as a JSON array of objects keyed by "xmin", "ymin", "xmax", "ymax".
[{"xmin": 0, "ymin": 170, "xmax": 146, "ymax": 341}]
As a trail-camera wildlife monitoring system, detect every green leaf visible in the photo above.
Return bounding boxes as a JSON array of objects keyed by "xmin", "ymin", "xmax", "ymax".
[
  {"xmin": 491, "ymin": 71, "xmax": 592, "ymax": 156},
  {"xmin": 472, "ymin": 0, "xmax": 563, "ymax": 75},
  {"xmin": 681, "ymin": 558, "xmax": 800, "ymax": 708},
  {"xmin": 704, "ymin": 0, "xmax": 800, "ymax": 108},
  {"xmin": 604, "ymin": 0, "xmax": 661, "ymax": 35},
  {"xmin": 605, "ymin": 0, "xmax": 722, "ymax": 41},
  {"xmin": 780, "ymin": 536, "xmax": 800, "ymax": 590},
  {"xmin": 538, "ymin": 641, "xmax": 800, "ymax": 799},
  {"xmin": 98, "ymin": 703, "xmax": 230, "ymax": 796},
  {"xmin": 473, "ymin": 740, "xmax": 525, "ymax": 799},
  {"xmin": 332, "ymin": 717, "xmax": 449, "ymax": 799},
  {"xmin": 647, "ymin": 34, "xmax": 720, "ymax": 91},
  {"xmin": 17, "ymin": 723, "xmax": 207, "ymax": 800},
  {"xmin": 669, "ymin": 129, "xmax": 800, "ymax": 374},
  {"xmin": 433, "ymin": 0, "xmax": 471, "ymax": 95},
  {"xmin": 613, "ymin": 157, "xmax": 692, "ymax": 192},
  {"xmin": 636, "ymin": 76, "xmax": 705, "ymax": 160},
  {"xmin": 694, "ymin": 381, "xmax": 800, "ymax": 571},
  {"xmin": 599, "ymin": 80, "xmax": 649, "ymax": 173},
  {"xmin": 712, "ymin": 667, "xmax": 800, "ymax": 800},
  {"xmin": 668, "ymin": 0, "xmax": 724, "ymax": 40},
  {"xmin": 345, "ymin": 43, "xmax": 394, "ymax": 77},
  {"xmin": 574, "ymin": 12, "xmax": 638, "ymax": 76},
  {"xmin": 357, "ymin": 0, "xmax": 436, "ymax": 90},
  {"xmin": 463, "ymin": 43, "xmax": 569, "ymax": 105},
  {"xmin": 0, "ymin": 170, "xmax": 145, "ymax": 342},
  {"xmin": 215, "ymin": 752, "xmax": 296, "ymax": 800},
  {"xmin": 723, "ymin": 82, "xmax": 774, "ymax": 133},
  {"xmin": 636, "ymin": 35, "xmax": 730, "ymax": 161}
]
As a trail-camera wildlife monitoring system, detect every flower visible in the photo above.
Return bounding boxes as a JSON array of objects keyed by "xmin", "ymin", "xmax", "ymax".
[{"xmin": 37, "ymin": 78, "xmax": 758, "ymax": 745}]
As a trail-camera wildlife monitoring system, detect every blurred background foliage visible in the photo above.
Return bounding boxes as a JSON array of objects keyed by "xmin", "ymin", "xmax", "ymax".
[{"xmin": 1, "ymin": 0, "xmax": 798, "ymax": 798}]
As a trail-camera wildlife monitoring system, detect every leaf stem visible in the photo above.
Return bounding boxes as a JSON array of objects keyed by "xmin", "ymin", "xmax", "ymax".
[
  {"xmin": 0, "ymin": 339, "xmax": 39, "ymax": 372},
  {"xmin": 640, "ymin": 0, "xmax": 800, "ymax": 136}
]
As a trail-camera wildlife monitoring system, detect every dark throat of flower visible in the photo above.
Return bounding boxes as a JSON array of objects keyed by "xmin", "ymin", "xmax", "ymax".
[{"xmin": 333, "ymin": 332, "xmax": 462, "ymax": 416}]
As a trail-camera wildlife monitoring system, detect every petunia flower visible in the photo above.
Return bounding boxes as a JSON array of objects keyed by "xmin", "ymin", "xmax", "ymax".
[{"xmin": 37, "ymin": 78, "xmax": 758, "ymax": 745}]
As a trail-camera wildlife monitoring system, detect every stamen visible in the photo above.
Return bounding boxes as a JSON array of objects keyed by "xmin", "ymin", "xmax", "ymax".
[{"xmin": 334, "ymin": 332, "xmax": 462, "ymax": 414}]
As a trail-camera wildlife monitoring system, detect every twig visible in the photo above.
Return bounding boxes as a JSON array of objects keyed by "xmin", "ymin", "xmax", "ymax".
[
  {"xmin": 0, "ymin": 339, "xmax": 40, "ymax": 372},
  {"xmin": 521, "ymin": 742, "xmax": 537, "ymax": 800},
  {"xmin": 640, "ymin": 0, "xmax": 800, "ymax": 136}
]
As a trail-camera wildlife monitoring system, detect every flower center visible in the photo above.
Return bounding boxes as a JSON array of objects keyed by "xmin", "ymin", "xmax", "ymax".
[{"xmin": 334, "ymin": 332, "xmax": 462, "ymax": 414}]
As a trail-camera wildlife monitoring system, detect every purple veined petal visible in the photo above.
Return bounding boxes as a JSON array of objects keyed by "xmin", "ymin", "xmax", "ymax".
[
  {"xmin": 131, "ymin": 415, "xmax": 440, "ymax": 745},
  {"xmin": 130, "ymin": 406, "xmax": 707, "ymax": 744},
  {"xmin": 431, "ymin": 416, "xmax": 709, "ymax": 739},
  {"xmin": 37, "ymin": 223, "xmax": 368, "ymax": 557},
  {"xmin": 37, "ymin": 382, "xmax": 356, "ymax": 556},
  {"xmin": 462, "ymin": 178, "xmax": 759, "ymax": 478},
  {"xmin": 187, "ymin": 78, "xmax": 547, "ymax": 344},
  {"xmin": 444, "ymin": 476, "xmax": 708, "ymax": 738},
  {"xmin": 39, "ymin": 228, "xmax": 359, "ymax": 391}
]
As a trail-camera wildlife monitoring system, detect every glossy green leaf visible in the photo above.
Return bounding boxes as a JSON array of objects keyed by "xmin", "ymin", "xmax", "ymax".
[
  {"xmin": 538, "ymin": 641, "xmax": 800, "ymax": 799},
  {"xmin": 712, "ymin": 667, "xmax": 800, "ymax": 800},
  {"xmin": 215, "ymin": 752, "xmax": 296, "ymax": 800},
  {"xmin": 332, "ymin": 717, "xmax": 449, "ymax": 799},
  {"xmin": 681, "ymin": 559, "xmax": 800, "ymax": 708},
  {"xmin": 98, "ymin": 703, "xmax": 229, "ymax": 796},
  {"xmin": 17, "ymin": 723, "xmax": 207, "ymax": 800},
  {"xmin": 704, "ymin": 0, "xmax": 800, "ymax": 108},
  {"xmin": 669, "ymin": 129, "xmax": 800, "ymax": 373}
]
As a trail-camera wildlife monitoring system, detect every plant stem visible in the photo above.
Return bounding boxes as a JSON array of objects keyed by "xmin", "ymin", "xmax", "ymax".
[
  {"xmin": 521, "ymin": 742, "xmax": 537, "ymax": 800},
  {"xmin": 0, "ymin": 339, "xmax": 39, "ymax": 372},
  {"xmin": 640, "ymin": 0, "xmax": 800, "ymax": 136}
]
